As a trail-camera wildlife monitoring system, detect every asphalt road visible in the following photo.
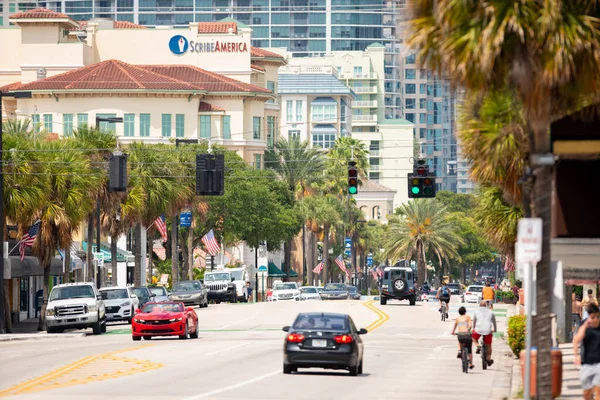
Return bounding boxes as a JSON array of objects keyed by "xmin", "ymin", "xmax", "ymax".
[{"xmin": 0, "ymin": 298, "xmax": 510, "ymax": 399}]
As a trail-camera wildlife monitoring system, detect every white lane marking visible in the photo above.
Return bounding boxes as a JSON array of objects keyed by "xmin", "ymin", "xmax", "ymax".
[
  {"xmin": 184, "ymin": 370, "xmax": 280, "ymax": 400},
  {"xmin": 204, "ymin": 342, "xmax": 250, "ymax": 356},
  {"xmin": 427, "ymin": 345, "xmax": 447, "ymax": 359},
  {"xmin": 217, "ymin": 314, "xmax": 259, "ymax": 330}
]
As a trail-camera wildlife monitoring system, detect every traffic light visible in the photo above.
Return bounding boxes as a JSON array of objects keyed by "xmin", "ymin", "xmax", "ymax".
[
  {"xmin": 196, "ymin": 154, "xmax": 224, "ymax": 195},
  {"xmin": 348, "ymin": 161, "xmax": 358, "ymax": 195},
  {"xmin": 407, "ymin": 161, "xmax": 436, "ymax": 198},
  {"xmin": 108, "ymin": 151, "xmax": 127, "ymax": 192}
]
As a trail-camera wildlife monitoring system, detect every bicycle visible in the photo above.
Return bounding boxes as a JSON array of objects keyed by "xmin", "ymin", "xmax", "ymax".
[
  {"xmin": 441, "ymin": 300, "xmax": 447, "ymax": 322},
  {"xmin": 460, "ymin": 339, "xmax": 470, "ymax": 373},
  {"xmin": 481, "ymin": 339, "xmax": 488, "ymax": 370}
]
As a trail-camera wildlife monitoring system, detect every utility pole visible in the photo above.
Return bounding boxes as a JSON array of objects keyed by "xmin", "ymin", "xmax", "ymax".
[{"xmin": 1, "ymin": 90, "xmax": 32, "ymax": 333}]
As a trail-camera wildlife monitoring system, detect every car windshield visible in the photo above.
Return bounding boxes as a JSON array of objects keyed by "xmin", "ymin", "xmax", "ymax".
[
  {"xmin": 173, "ymin": 281, "xmax": 201, "ymax": 291},
  {"xmin": 148, "ymin": 287, "xmax": 167, "ymax": 296},
  {"xmin": 301, "ymin": 288, "xmax": 317, "ymax": 293},
  {"xmin": 324, "ymin": 283, "xmax": 346, "ymax": 291},
  {"xmin": 429, "ymin": 290, "xmax": 438, "ymax": 297},
  {"xmin": 347, "ymin": 287, "xmax": 358, "ymax": 293},
  {"xmin": 49, "ymin": 285, "xmax": 94, "ymax": 301},
  {"xmin": 204, "ymin": 273, "xmax": 230, "ymax": 281},
  {"xmin": 468, "ymin": 286, "xmax": 483, "ymax": 292},
  {"xmin": 293, "ymin": 314, "xmax": 348, "ymax": 331},
  {"xmin": 229, "ymin": 270, "xmax": 244, "ymax": 281},
  {"xmin": 448, "ymin": 283, "xmax": 460, "ymax": 288},
  {"xmin": 132, "ymin": 288, "xmax": 149, "ymax": 298},
  {"xmin": 100, "ymin": 289, "xmax": 128, "ymax": 300},
  {"xmin": 274, "ymin": 283, "xmax": 296, "ymax": 290},
  {"xmin": 141, "ymin": 303, "xmax": 183, "ymax": 313}
]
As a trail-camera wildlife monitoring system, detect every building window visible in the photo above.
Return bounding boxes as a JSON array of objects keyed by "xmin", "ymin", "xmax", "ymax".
[
  {"xmin": 161, "ymin": 114, "xmax": 172, "ymax": 137},
  {"xmin": 405, "ymin": 113, "xmax": 415, "ymax": 123},
  {"xmin": 200, "ymin": 115, "xmax": 211, "ymax": 139},
  {"xmin": 32, "ymin": 114, "xmax": 40, "ymax": 133},
  {"xmin": 419, "ymin": 84, "xmax": 426, "ymax": 95},
  {"xmin": 253, "ymin": 117, "xmax": 261, "ymax": 139},
  {"xmin": 289, "ymin": 130, "xmax": 300, "ymax": 140},
  {"xmin": 140, "ymin": 114, "xmax": 151, "ymax": 137},
  {"xmin": 405, "ymin": 69, "xmax": 416, "ymax": 79},
  {"xmin": 267, "ymin": 80, "xmax": 276, "ymax": 94},
  {"xmin": 405, "ymin": 99, "xmax": 416, "ymax": 109},
  {"xmin": 286, "ymin": 100, "xmax": 293, "ymax": 121},
  {"xmin": 43, "ymin": 114, "xmax": 53, "ymax": 132},
  {"xmin": 222, "ymin": 116, "xmax": 231, "ymax": 139},
  {"xmin": 419, "ymin": 113, "xmax": 427, "ymax": 124},
  {"xmin": 405, "ymin": 54, "xmax": 416, "ymax": 64},
  {"xmin": 175, "ymin": 114, "xmax": 184, "ymax": 138},
  {"xmin": 77, "ymin": 113, "xmax": 88, "ymax": 128},
  {"xmin": 267, "ymin": 116, "xmax": 275, "ymax": 147},
  {"xmin": 405, "ymin": 84, "xmax": 416, "ymax": 94},
  {"xmin": 353, "ymin": 66, "xmax": 363, "ymax": 76},
  {"xmin": 96, "ymin": 113, "xmax": 117, "ymax": 132},
  {"xmin": 312, "ymin": 133, "xmax": 336, "ymax": 149},
  {"xmin": 420, "ymin": 128, "xmax": 426, "ymax": 139},
  {"xmin": 419, "ymin": 99, "xmax": 427, "ymax": 109},
  {"xmin": 311, "ymin": 104, "xmax": 337, "ymax": 121},
  {"xmin": 296, "ymin": 100, "xmax": 303, "ymax": 122},
  {"xmin": 124, "ymin": 114, "xmax": 135, "ymax": 137},
  {"xmin": 254, "ymin": 154, "xmax": 262, "ymax": 169},
  {"xmin": 63, "ymin": 114, "xmax": 73, "ymax": 136}
]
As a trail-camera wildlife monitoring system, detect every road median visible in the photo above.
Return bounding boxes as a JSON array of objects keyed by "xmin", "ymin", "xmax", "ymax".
[{"xmin": 363, "ymin": 300, "xmax": 390, "ymax": 332}]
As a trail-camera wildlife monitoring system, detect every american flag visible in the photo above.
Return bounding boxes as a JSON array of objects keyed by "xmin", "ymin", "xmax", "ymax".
[
  {"xmin": 19, "ymin": 220, "xmax": 41, "ymax": 261},
  {"xmin": 154, "ymin": 215, "xmax": 168, "ymax": 242},
  {"xmin": 335, "ymin": 255, "xmax": 349, "ymax": 278},
  {"xmin": 312, "ymin": 261, "xmax": 323, "ymax": 274},
  {"xmin": 201, "ymin": 229, "xmax": 220, "ymax": 256},
  {"xmin": 377, "ymin": 266, "xmax": 384, "ymax": 278},
  {"xmin": 370, "ymin": 267, "xmax": 378, "ymax": 280}
]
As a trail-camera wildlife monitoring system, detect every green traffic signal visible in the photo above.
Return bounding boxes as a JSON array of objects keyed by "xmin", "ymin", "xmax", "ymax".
[
  {"xmin": 349, "ymin": 186, "xmax": 358, "ymax": 194},
  {"xmin": 411, "ymin": 186, "xmax": 420, "ymax": 195}
]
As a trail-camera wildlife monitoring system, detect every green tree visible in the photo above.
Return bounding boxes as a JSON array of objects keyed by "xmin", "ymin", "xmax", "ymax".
[
  {"xmin": 410, "ymin": 3, "xmax": 600, "ymax": 392},
  {"xmin": 434, "ymin": 190, "xmax": 478, "ymax": 213},
  {"xmin": 383, "ymin": 199, "xmax": 463, "ymax": 285},
  {"xmin": 322, "ymin": 137, "xmax": 369, "ymax": 198}
]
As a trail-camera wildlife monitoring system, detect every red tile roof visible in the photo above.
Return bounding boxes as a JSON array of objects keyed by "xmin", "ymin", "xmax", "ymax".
[
  {"xmin": 198, "ymin": 102, "xmax": 225, "ymax": 112},
  {"xmin": 9, "ymin": 60, "xmax": 273, "ymax": 95},
  {"xmin": 197, "ymin": 22, "xmax": 237, "ymax": 34},
  {"xmin": 250, "ymin": 46, "xmax": 285, "ymax": 60},
  {"xmin": 9, "ymin": 7, "xmax": 71, "ymax": 20},
  {"xmin": 77, "ymin": 20, "xmax": 147, "ymax": 30},
  {"xmin": 0, "ymin": 82, "xmax": 22, "ymax": 93},
  {"xmin": 251, "ymin": 64, "xmax": 265, "ymax": 72}
]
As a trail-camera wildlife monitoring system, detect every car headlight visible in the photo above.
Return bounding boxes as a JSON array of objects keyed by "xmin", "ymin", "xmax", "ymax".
[
  {"xmin": 192, "ymin": 293, "xmax": 201, "ymax": 298},
  {"xmin": 88, "ymin": 304, "xmax": 98, "ymax": 312},
  {"xmin": 169, "ymin": 318, "xmax": 183, "ymax": 322},
  {"xmin": 120, "ymin": 301, "xmax": 131, "ymax": 307},
  {"xmin": 134, "ymin": 319, "xmax": 144, "ymax": 323},
  {"xmin": 46, "ymin": 308, "xmax": 55, "ymax": 316}
]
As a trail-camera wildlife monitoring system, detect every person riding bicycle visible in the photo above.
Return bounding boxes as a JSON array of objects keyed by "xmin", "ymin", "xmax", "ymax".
[
  {"xmin": 472, "ymin": 300, "xmax": 497, "ymax": 367},
  {"xmin": 452, "ymin": 306, "xmax": 474, "ymax": 370},
  {"xmin": 482, "ymin": 281, "xmax": 495, "ymax": 307},
  {"xmin": 436, "ymin": 278, "xmax": 451, "ymax": 318}
]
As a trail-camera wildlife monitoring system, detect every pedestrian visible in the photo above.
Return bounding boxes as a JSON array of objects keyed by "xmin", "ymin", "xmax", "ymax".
[
  {"xmin": 573, "ymin": 293, "xmax": 583, "ymax": 333},
  {"xmin": 245, "ymin": 282, "xmax": 253, "ymax": 302},
  {"xmin": 573, "ymin": 303, "xmax": 600, "ymax": 400},
  {"xmin": 581, "ymin": 290, "xmax": 599, "ymax": 320}
]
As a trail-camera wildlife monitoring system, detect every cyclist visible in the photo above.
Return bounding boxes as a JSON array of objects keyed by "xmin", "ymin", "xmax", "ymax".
[
  {"xmin": 472, "ymin": 300, "xmax": 497, "ymax": 366},
  {"xmin": 436, "ymin": 278, "xmax": 451, "ymax": 318},
  {"xmin": 482, "ymin": 281, "xmax": 495, "ymax": 308},
  {"xmin": 452, "ymin": 306, "xmax": 474, "ymax": 370}
]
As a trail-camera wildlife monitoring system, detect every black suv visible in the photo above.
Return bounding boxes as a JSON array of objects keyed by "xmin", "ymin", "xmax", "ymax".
[{"xmin": 379, "ymin": 267, "xmax": 417, "ymax": 305}]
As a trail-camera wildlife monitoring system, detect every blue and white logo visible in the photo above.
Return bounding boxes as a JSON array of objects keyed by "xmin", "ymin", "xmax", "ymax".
[{"xmin": 169, "ymin": 35, "xmax": 189, "ymax": 55}]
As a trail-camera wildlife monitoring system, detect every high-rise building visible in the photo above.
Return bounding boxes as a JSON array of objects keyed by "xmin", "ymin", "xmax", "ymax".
[{"xmin": 0, "ymin": 0, "xmax": 403, "ymax": 120}]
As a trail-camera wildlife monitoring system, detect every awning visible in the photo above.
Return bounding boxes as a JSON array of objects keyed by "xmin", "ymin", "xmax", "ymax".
[
  {"xmin": 82, "ymin": 241, "xmax": 131, "ymax": 263},
  {"xmin": 311, "ymin": 97, "xmax": 337, "ymax": 105},
  {"xmin": 268, "ymin": 261, "xmax": 299, "ymax": 277},
  {"xmin": 7, "ymin": 256, "xmax": 63, "ymax": 278},
  {"xmin": 57, "ymin": 249, "xmax": 84, "ymax": 271},
  {"xmin": 311, "ymin": 124, "xmax": 337, "ymax": 134}
]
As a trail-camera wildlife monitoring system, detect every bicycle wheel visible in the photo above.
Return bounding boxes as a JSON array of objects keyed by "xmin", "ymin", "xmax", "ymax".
[
  {"xmin": 482, "ymin": 342, "xmax": 487, "ymax": 370},
  {"xmin": 462, "ymin": 346, "xmax": 469, "ymax": 373},
  {"xmin": 441, "ymin": 303, "xmax": 446, "ymax": 321}
]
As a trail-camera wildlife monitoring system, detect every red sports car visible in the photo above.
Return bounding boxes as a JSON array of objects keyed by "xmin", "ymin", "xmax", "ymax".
[{"xmin": 132, "ymin": 301, "xmax": 199, "ymax": 341}]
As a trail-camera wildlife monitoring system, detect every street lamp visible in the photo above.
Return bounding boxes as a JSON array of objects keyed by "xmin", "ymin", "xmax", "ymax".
[
  {"xmin": 0, "ymin": 90, "xmax": 32, "ymax": 333},
  {"xmin": 352, "ymin": 218, "xmax": 366, "ymax": 288},
  {"xmin": 94, "ymin": 116, "xmax": 123, "ymax": 290}
]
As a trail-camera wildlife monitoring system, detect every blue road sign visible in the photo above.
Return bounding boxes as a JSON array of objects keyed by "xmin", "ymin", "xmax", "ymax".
[
  {"xmin": 180, "ymin": 211, "xmax": 192, "ymax": 227},
  {"xmin": 257, "ymin": 265, "xmax": 267, "ymax": 272},
  {"xmin": 366, "ymin": 256, "xmax": 373, "ymax": 266},
  {"xmin": 344, "ymin": 237, "xmax": 352, "ymax": 248},
  {"xmin": 344, "ymin": 249, "xmax": 351, "ymax": 257}
]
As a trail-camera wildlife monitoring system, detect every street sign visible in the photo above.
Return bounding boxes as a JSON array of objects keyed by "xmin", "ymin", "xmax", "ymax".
[
  {"xmin": 93, "ymin": 252, "xmax": 104, "ymax": 267},
  {"xmin": 516, "ymin": 218, "xmax": 543, "ymax": 264},
  {"xmin": 366, "ymin": 255, "xmax": 373, "ymax": 266},
  {"xmin": 257, "ymin": 265, "xmax": 267, "ymax": 272},
  {"xmin": 180, "ymin": 211, "xmax": 192, "ymax": 227},
  {"xmin": 344, "ymin": 237, "xmax": 351, "ymax": 248}
]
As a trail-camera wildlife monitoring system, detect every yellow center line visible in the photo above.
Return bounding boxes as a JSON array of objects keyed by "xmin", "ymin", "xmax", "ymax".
[{"xmin": 363, "ymin": 300, "xmax": 390, "ymax": 332}]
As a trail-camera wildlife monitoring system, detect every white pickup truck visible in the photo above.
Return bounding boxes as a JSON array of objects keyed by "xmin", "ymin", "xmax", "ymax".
[{"xmin": 45, "ymin": 282, "xmax": 106, "ymax": 334}]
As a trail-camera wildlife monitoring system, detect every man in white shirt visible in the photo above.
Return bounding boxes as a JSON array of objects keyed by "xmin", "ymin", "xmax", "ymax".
[{"xmin": 472, "ymin": 301, "xmax": 498, "ymax": 366}]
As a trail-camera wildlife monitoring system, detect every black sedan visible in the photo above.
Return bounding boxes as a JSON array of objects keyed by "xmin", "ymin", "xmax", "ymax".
[
  {"xmin": 319, "ymin": 283, "xmax": 349, "ymax": 300},
  {"xmin": 282, "ymin": 312, "xmax": 367, "ymax": 376}
]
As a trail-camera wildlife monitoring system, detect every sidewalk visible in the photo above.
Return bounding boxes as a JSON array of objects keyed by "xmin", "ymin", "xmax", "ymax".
[{"xmin": 0, "ymin": 318, "xmax": 85, "ymax": 342}]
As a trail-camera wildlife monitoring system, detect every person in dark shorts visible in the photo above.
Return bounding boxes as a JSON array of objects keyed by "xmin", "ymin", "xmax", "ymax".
[
  {"xmin": 452, "ymin": 306, "xmax": 474, "ymax": 369},
  {"xmin": 574, "ymin": 303, "xmax": 600, "ymax": 400},
  {"xmin": 436, "ymin": 280, "xmax": 452, "ymax": 318}
]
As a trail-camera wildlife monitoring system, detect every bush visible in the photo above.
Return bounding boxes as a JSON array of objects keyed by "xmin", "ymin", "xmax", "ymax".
[
  {"xmin": 507, "ymin": 315, "xmax": 526, "ymax": 357},
  {"xmin": 501, "ymin": 290, "xmax": 515, "ymax": 299}
]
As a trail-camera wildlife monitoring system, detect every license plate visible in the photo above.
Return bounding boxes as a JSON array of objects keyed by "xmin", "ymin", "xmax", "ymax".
[
  {"xmin": 312, "ymin": 339, "xmax": 327, "ymax": 347},
  {"xmin": 107, "ymin": 314, "xmax": 114, "ymax": 319}
]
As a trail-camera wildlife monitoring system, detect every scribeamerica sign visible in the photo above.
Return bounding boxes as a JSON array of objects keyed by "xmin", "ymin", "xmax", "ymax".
[{"xmin": 169, "ymin": 35, "xmax": 248, "ymax": 55}]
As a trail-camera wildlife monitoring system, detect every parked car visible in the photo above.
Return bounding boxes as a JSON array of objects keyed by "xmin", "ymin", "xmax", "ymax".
[
  {"xmin": 347, "ymin": 286, "xmax": 361, "ymax": 300},
  {"xmin": 464, "ymin": 285, "xmax": 484, "ymax": 303},
  {"xmin": 99, "ymin": 286, "xmax": 139, "ymax": 323},
  {"xmin": 132, "ymin": 302, "xmax": 199, "ymax": 341},
  {"xmin": 320, "ymin": 283, "xmax": 349, "ymax": 300},
  {"xmin": 131, "ymin": 286, "xmax": 155, "ymax": 308},
  {"xmin": 148, "ymin": 286, "xmax": 169, "ymax": 303},
  {"xmin": 299, "ymin": 286, "xmax": 321, "ymax": 301},
  {"xmin": 45, "ymin": 283, "xmax": 106, "ymax": 334},
  {"xmin": 169, "ymin": 280, "xmax": 208, "ymax": 308},
  {"xmin": 271, "ymin": 282, "xmax": 301, "ymax": 301},
  {"xmin": 282, "ymin": 312, "xmax": 367, "ymax": 376}
]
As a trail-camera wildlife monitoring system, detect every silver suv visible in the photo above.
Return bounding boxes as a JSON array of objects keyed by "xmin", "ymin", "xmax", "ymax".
[
  {"xmin": 379, "ymin": 267, "xmax": 417, "ymax": 306},
  {"xmin": 45, "ymin": 283, "xmax": 106, "ymax": 334}
]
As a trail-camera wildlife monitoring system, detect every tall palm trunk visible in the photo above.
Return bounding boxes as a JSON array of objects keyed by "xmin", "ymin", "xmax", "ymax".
[
  {"xmin": 306, "ymin": 229, "xmax": 313, "ymax": 285},
  {"xmin": 87, "ymin": 215, "xmax": 94, "ymax": 282},
  {"xmin": 171, "ymin": 215, "xmax": 179, "ymax": 283},
  {"xmin": 322, "ymin": 224, "xmax": 330, "ymax": 284},
  {"xmin": 37, "ymin": 265, "xmax": 50, "ymax": 331},
  {"xmin": 416, "ymin": 240, "xmax": 425, "ymax": 285},
  {"xmin": 187, "ymin": 227, "xmax": 193, "ymax": 280},
  {"xmin": 63, "ymin": 249, "xmax": 71, "ymax": 283},
  {"xmin": 110, "ymin": 235, "xmax": 118, "ymax": 286},
  {"xmin": 4, "ymin": 280, "xmax": 13, "ymax": 333},
  {"xmin": 284, "ymin": 242, "xmax": 291, "ymax": 282},
  {"xmin": 134, "ymin": 223, "xmax": 142, "ymax": 286}
]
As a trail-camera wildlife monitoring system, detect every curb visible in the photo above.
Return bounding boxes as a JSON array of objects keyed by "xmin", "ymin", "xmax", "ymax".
[{"xmin": 0, "ymin": 333, "xmax": 86, "ymax": 342}]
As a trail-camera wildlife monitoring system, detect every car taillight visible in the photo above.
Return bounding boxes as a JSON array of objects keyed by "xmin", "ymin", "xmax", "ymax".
[
  {"xmin": 287, "ymin": 333, "xmax": 305, "ymax": 343},
  {"xmin": 334, "ymin": 335, "xmax": 353, "ymax": 344},
  {"xmin": 466, "ymin": 292, "xmax": 471, "ymax": 295}
]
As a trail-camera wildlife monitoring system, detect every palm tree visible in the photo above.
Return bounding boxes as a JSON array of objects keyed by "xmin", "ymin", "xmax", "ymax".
[
  {"xmin": 322, "ymin": 137, "xmax": 369, "ymax": 198},
  {"xmin": 383, "ymin": 199, "xmax": 463, "ymax": 285},
  {"xmin": 409, "ymin": 3, "xmax": 600, "ymax": 393},
  {"xmin": 265, "ymin": 137, "xmax": 325, "ymax": 281}
]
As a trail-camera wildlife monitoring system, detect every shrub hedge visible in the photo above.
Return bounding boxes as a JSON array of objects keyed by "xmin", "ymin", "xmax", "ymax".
[{"xmin": 507, "ymin": 314, "xmax": 526, "ymax": 357}]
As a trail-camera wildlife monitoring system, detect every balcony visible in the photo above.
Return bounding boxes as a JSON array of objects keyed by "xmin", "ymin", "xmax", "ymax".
[
  {"xmin": 352, "ymin": 100, "xmax": 378, "ymax": 108},
  {"xmin": 279, "ymin": 65, "xmax": 339, "ymax": 77},
  {"xmin": 351, "ymin": 86, "xmax": 377, "ymax": 94},
  {"xmin": 369, "ymin": 149, "xmax": 380, "ymax": 157},
  {"xmin": 352, "ymin": 115, "xmax": 377, "ymax": 121},
  {"xmin": 340, "ymin": 72, "xmax": 378, "ymax": 80}
]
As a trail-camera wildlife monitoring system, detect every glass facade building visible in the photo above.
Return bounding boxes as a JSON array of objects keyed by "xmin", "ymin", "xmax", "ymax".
[{"xmin": 1, "ymin": 0, "xmax": 404, "ymax": 119}]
